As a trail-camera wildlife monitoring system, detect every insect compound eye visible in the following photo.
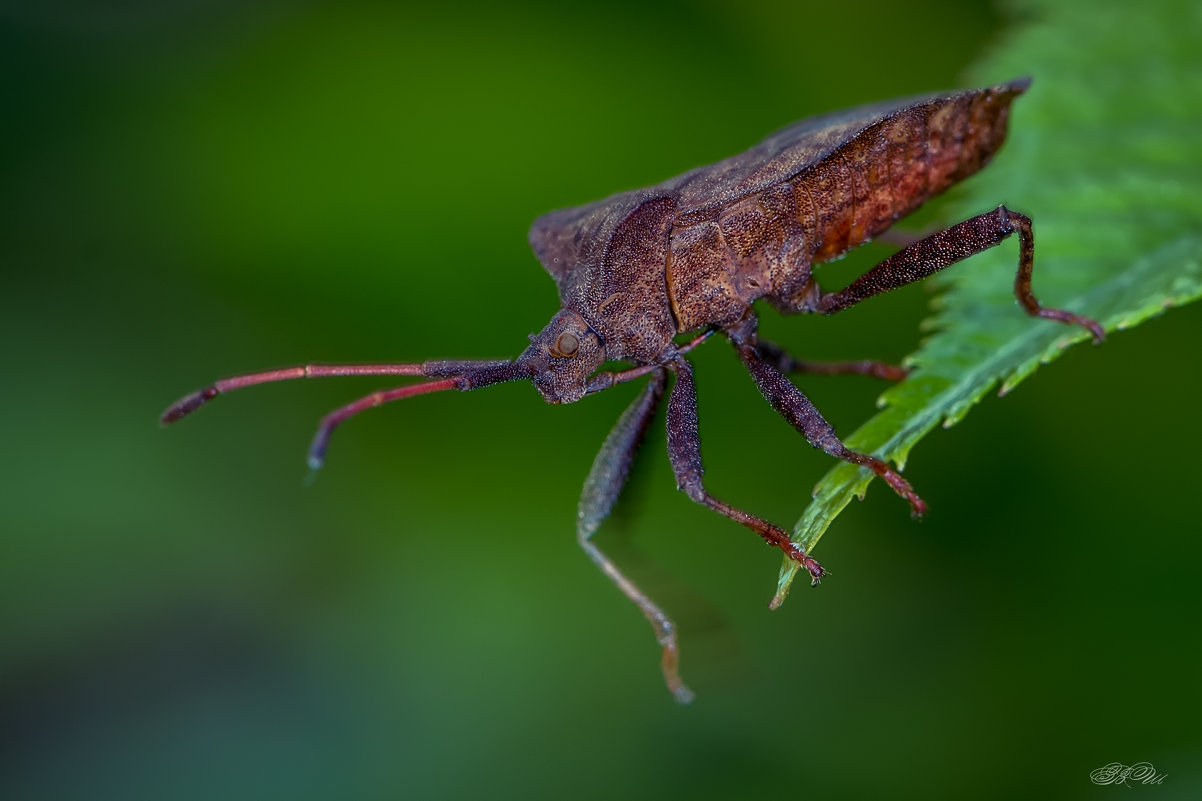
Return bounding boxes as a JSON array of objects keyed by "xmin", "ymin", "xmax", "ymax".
[{"xmin": 552, "ymin": 332, "xmax": 580, "ymax": 357}]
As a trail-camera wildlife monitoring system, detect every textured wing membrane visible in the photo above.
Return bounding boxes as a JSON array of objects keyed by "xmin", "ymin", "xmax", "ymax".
[{"xmin": 528, "ymin": 79, "xmax": 1030, "ymax": 288}]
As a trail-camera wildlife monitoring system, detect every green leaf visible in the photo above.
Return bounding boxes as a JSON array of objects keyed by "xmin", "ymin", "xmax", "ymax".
[{"xmin": 773, "ymin": 0, "xmax": 1202, "ymax": 607}]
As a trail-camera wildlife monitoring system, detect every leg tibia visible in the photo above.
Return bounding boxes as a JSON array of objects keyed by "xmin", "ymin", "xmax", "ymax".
[{"xmin": 664, "ymin": 358, "xmax": 827, "ymax": 583}]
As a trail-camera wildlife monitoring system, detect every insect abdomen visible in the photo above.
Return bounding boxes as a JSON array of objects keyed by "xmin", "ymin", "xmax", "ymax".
[{"xmin": 798, "ymin": 87, "xmax": 1019, "ymax": 266}]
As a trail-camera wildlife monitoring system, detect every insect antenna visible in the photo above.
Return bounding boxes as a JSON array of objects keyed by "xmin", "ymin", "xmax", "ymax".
[
  {"xmin": 160, "ymin": 363, "xmax": 430, "ymax": 424},
  {"xmin": 161, "ymin": 359, "xmax": 536, "ymax": 470},
  {"xmin": 305, "ymin": 377, "xmax": 460, "ymax": 471}
]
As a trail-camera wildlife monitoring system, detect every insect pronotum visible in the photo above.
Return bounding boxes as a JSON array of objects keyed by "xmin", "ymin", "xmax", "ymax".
[{"xmin": 163, "ymin": 77, "xmax": 1103, "ymax": 703}]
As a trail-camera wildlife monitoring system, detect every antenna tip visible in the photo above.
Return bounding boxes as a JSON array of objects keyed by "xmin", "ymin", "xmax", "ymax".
[
  {"xmin": 160, "ymin": 386, "xmax": 218, "ymax": 424},
  {"xmin": 671, "ymin": 684, "xmax": 697, "ymax": 705},
  {"xmin": 306, "ymin": 431, "xmax": 330, "ymax": 473}
]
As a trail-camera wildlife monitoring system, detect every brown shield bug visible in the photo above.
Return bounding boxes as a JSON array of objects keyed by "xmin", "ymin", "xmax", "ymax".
[{"xmin": 163, "ymin": 77, "xmax": 1103, "ymax": 703}]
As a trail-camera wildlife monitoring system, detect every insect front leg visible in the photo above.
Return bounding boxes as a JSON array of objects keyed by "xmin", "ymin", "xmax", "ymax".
[
  {"xmin": 816, "ymin": 206, "xmax": 1105, "ymax": 343},
  {"xmin": 576, "ymin": 371, "xmax": 694, "ymax": 703},
  {"xmin": 727, "ymin": 321, "xmax": 927, "ymax": 517},
  {"xmin": 664, "ymin": 357, "xmax": 827, "ymax": 582},
  {"xmin": 579, "ymin": 371, "xmax": 667, "ymax": 539}
]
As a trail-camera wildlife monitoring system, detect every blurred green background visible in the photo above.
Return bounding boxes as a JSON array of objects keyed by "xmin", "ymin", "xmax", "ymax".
[{"xmin": 3, "ymin": 1, "xmax": 1199, "ymax": 799}]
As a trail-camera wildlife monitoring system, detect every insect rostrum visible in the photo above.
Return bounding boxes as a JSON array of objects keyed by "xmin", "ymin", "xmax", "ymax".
[{"xmin": 163, "ymin": 77, "xmax": 1103, "ymax": 703}]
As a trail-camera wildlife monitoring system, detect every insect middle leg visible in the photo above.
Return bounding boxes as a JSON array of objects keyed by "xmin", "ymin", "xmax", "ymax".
[
  {"xmin": 576, "ymin": 371, "xmax": 695, "ymax": 703},
  {"xmin": 664, "ymin": 357, "xmax": 828, "ymax": 580},
  {"xmin": 815, "ymin": 205, "xmax": 1105, "ymax": 342},
  {"xmin": 726, "ymin": 318, "xmax": 926, "ymax": 517}
]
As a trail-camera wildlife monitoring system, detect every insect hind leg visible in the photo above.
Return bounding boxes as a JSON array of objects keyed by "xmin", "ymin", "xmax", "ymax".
[{"xmin": 816, "ymin": 206, "xmax": 1104, "ymax": 343}]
